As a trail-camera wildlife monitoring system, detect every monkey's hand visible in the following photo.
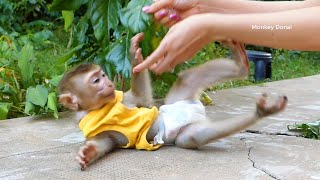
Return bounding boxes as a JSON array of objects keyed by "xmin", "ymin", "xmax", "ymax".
[
  {"xmin": 130, "ymin": 33, "xmax": 145, "ymax": 67},
  {"xmin": 76, "ymin": 141, "xmax": 100, "ymax": 171},
  {"xmin": 76, "ymin": 135, "xmax": 115, "ymax": 171},
  {"xmin": 256, "ymin": 94, "xmax": 288, "ymax": 118}
]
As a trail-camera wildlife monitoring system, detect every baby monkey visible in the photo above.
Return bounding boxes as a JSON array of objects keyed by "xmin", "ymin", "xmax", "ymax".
[{"xmin": 58, "ymin": 33, "xmax": 287, "ymax": 171}]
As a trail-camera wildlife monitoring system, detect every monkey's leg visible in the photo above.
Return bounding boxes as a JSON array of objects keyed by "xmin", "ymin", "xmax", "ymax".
[
  {"xmin": 175, "ymin": 95, "xmax": 288, "ymax": 149},
  {"xmin": 124, "ymin": 33, "xmax": 153, "ymax": 107},
  {"xmin": 222, "ymin": 40, "xmax": 249, "ymax": 70},
  {"xmin": 165, "ymin": 41, "xmax": 249, "ymax": 104},
  {"xmin": 165, "ymin": 59, "xmax": 249, "ymax": 104},
  {"xmin": 76, "ymin": 133, "xmax": 115, "ymax": 171}
]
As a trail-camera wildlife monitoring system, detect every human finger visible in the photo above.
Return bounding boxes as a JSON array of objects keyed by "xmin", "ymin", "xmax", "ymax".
[
  {"xmin": 164, "ymin": 17, "xmax": 181, "ymax": 27},
  {"xmin": 149, "ymin": 62, "xmax": 159, "ymax": 72},
  {"xmin": 152, "ymin": 53, "xmax": 175, "ymax": 74},
  {"xmin": 159, "ymin": 13, "xmax": 180, "ymax": 26},
  {"xmin": 159, "ymin": 16, "xmax": 172, "ymax": 26},
  {"xmin": 154, "ymin": 9, "xmax": 168, "ymax": 20},
  {"xmin": 143, "ymin": 0, "xmax": 173, "ymax": 14},
  {"xmin": 133, "ymin": 43, "xmax": 167, "ymax": 73}
]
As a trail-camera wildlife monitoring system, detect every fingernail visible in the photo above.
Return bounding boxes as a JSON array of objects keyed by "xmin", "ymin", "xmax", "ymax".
[
  {"xmin": 169, "ymin": 14, "xmax": 178, "ymax": 20},
  {"xmin": 159, "ymin": 10, "xmax": 167, "ymax": 18},
  {"xmin": 142, "ymin": 6, "xmax": 150, "ymax": 13}
]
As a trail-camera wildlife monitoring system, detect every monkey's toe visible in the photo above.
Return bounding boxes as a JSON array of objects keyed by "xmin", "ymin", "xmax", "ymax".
[
  {"xmin": 76, "ymin": 156, "xmax": 88, "ymax": 171},
  {"xmin": 276, "ymin": 95, "xmax": 288, "ymax": 111},
  {"xmin": 256, "ymin": 95, "xmax": 288, "ymax": 117}
]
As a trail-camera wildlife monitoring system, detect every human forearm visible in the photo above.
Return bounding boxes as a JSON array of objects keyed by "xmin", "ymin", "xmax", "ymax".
[
  {"xmin": 133, "ymin": 6, "xmax": 319, "ymax": 74},
  {"xmin": 206, "ymin": 7, "xmax": 320, "ymax": 51},
  {"xmin": 199, "ymin": 0, "xmax": 319, "ymax": 14}
]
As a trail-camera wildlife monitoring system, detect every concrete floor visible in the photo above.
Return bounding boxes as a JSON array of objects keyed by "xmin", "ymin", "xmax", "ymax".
[{"xmin": 1, "ymin": 75, "xmax": 320, "ymax": 180}]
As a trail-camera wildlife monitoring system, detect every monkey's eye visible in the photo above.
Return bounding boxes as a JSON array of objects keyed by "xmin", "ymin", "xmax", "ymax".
[
  {"xmin": 93, "ymin": 78, "xmax": 100, "ymax": 84},
  {"xmin": 102, "ymin": 74, "xmax": 106, "ymax": 77}
]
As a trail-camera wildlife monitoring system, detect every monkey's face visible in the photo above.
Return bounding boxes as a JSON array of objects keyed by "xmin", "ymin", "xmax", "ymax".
[{"xmin": 75, "ymin": 66, "xmax": 115, "ymax": 111}]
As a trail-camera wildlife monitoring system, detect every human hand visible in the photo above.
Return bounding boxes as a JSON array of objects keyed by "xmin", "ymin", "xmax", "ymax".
[
  {"xmin": 133, "ymin": 14, "xmax": 220, "ymax": 74},
  {"xmin": 143, "ymin": 0, "xmax": 200, "ymax": 27}
]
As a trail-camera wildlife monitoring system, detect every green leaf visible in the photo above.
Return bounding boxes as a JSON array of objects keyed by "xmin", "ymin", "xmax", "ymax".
[
  {"xmin": 50, "ymin": 0, "xmax": 87, "ymax": 11},
  {"xmin": 49, "ymin": 75, "xmax": 63, "ymax": 87},
  {"xmin": 88, "ymin": 0, "xmax": 120, "ymax": 48},
  {"xmin": 140, "ymin": 23, "xmax": 165, "ymax": 57},
  {"xmin": 57, "ymin": 44, "xmax": 84, "ymax": 65},
  {"xmin": 94, "ymin": 53, "xmax": 116, "ymax": 80},
  {"xmin": 73, "ymin": 16, "xmax": 89, "ymax": 46},
  {"xmin": 32, "ymin": 30, "xmax": 54, "ymax": 43},
  {"xmin": 26, "ymin": 85, "xmax": 49, "ymax": 107},
  {"xmin": 27, "ymin": 20, "xmax": 54, "ymax": 30},
  {"xmin": 0, "ymin": 103, "xmax": 11, "ymax": 120},
  {"xmin": 24, "ymin": 101, "xmax": 35, "ymax": 115},
  {"xmin": 288, "ymin": 120, "xmax": 320, "ymax": 139},
  {"xmin": 106, "ymin": 0, "xmax": 121, "ymax": 31},
  {"xmin": 106, "ymin": 35, "xmax": 131, "ymax": 78},
  {"xmin": 18, "ymin": 44, "xmax": 34, "ymax": 88},
  {"xmin": 121, "ymin": 0, "xmax": 153, "ymax": 33},
  {"xmin": 47, "ymin": 92, "xmax": 59, "ymax": 119},
  {"xmin": 62, "ymin": 11, "xmax": 74, "ymax": 31}
]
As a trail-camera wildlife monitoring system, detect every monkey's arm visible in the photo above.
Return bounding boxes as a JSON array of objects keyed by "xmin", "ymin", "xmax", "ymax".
[
  {"xmin": 76, "ymin": 133, "xmax": 116, "ymax": 171},
  {"xmin": 175, "ymin": 95, "xmax": 288, "ymax": 149},
  {"xmin": 123, "ymin": 33, "xmax": 153, "ymax": 108}
]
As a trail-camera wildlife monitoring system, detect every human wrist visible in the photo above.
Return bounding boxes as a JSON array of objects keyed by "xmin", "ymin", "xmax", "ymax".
[
  {"xmin": 197, "ymin": 0, "xmax": 239, "ymax": 14},
  {"xmin": 196, "ymin": 0, "xmax": 216, "ymax": 14},
  {"xmin": 198, "ymin": 13, "xmax": 227, "ymax": 42}
]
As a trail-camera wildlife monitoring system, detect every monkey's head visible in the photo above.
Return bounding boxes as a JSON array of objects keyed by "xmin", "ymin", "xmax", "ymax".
[{"xmin": 58, "ymin": 64, "xmax": 115, "ymax": 111}]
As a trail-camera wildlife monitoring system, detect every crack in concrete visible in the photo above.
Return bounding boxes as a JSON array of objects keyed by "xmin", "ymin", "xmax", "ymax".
[
  {"xmin": 244, "ymin": 129, "xmax": 301, "ymax": 137},
  {"xmin": 240, "ymin": 138, "xmax": 280, "ymax": 180},
  {"xmin": 247, "ymin": 147, "xmax": 280, "ymax": 180}
]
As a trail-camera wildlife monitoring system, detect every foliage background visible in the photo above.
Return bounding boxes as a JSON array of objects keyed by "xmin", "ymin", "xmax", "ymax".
[
  {"xmin": 0, "ymin": 0, "xmax": 167, "ymax": 119},
  {"xmin": 0, "ymin": 0, "xmax": 320, "ymax": 120}
]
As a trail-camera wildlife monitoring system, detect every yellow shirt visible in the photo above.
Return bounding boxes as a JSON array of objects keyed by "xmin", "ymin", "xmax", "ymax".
[{"xmin": 79, "ymin": 90, "xmax": 161, "ymax": 151}]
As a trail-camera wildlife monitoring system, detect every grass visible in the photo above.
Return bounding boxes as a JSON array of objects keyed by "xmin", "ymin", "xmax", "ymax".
[{"xmin": 272, "ymin": 50, "xmax": 320, "ymax": 80}]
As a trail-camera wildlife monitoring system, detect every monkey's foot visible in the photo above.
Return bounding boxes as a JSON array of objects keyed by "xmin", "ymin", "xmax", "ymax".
[
  {"xmin": 220, "ymin": 40, "xmax": 249, "ymax": 70},
  {"xmin": 130, "ymin": 33, "xmax": 144, "ymax": 66},
  {"xmin": 76, "ymin": 141, "xmax": 98, "ymax": 171},
  {"xmin": 256, "ymin": 94, "xmax": 288, "ymax": 117}
]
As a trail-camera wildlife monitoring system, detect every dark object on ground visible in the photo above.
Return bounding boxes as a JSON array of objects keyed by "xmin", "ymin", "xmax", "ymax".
[{"xmin": 246, "ymin": 50, "xmax": 273, "ymax": 81}]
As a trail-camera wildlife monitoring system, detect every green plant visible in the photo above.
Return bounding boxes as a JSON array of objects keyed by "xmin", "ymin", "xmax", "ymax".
[
  {"xmin": 288, "ymin": 120, "xmax": 320, "ymax": 140},
  {"xmin": 50, "ymin": 0, "xmax": 166, "ymax": 82},
  {"xmin": 272, "ymin": 50, "xmax": 320, "ymax": 80},
  {"xmin": 1, "ymin": 0, "xmax": 167, "ymax": 119},
  {"xmin": 0, "ymin": 31, "xmax": 66, "ymax": 119},
  {"xmin": 0, "ymin": 0, "xmax": 67, "ymax": 119},
  {"xmin": 0, "ymin": 0, "xmax": 59, "ymax": 34}
]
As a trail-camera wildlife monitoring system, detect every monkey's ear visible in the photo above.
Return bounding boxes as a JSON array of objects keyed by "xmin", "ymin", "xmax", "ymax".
[{"xmin": 59, "ymin": 93, "xmax": 79, "ymax": 111}]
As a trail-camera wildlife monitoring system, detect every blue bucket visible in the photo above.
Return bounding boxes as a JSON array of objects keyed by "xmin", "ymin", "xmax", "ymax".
[{"xmin": 246, "ymin": 50, "xmax": 273, "ymax": 81}]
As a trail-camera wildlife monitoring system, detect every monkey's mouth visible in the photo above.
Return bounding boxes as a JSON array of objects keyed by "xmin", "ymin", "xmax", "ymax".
[{"xmin": 104, "ymin": 91, "xmax": 115, "ymax": 98}]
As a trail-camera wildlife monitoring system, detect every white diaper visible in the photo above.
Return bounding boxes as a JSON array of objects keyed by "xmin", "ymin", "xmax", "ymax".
[{"xmin": 153, "ymin": 100, "xmax": 206, "ymax": 145}]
